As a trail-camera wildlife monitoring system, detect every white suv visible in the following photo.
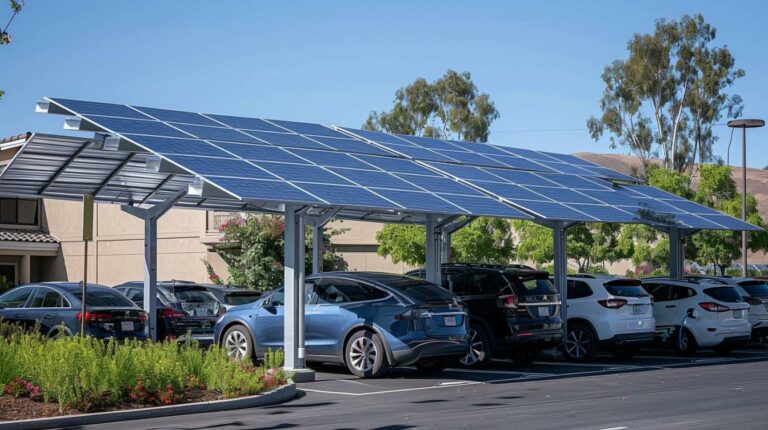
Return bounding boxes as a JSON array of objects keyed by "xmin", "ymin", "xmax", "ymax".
[
  {"xmin": 685, "ymin": 276, "xmax": 768, "ymax": 341},
  {"xmin": 562, "ymin": 275, "xmax": 655, "ymax": 361},
  {"xmin": 641, "ymin": 278, "xmax": 752, "ymax": 354}
]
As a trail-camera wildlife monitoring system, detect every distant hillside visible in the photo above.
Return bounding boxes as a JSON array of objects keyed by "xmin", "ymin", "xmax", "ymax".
[{"xmin": 574, "ymin": 152, "xmax": 768, "ymax": 265}]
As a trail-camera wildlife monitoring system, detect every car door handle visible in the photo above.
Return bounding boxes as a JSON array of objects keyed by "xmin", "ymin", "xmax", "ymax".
[
  {"xmin": 14, "ymin": 313, "xmax": 22, "ymax": 318},
  {"xmin": 665, "ymin": 305, "xmax": 676, "ymax": 308}
]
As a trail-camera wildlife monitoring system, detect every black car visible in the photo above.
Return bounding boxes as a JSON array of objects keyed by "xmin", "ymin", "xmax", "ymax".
[
  {"xmin": 199, "ymin": 285, "xmax": 262, "ymax": 310},
  {"xmin": 115, "ymin": 280, "xmax": 225, "ymax": 344},
  {"xmin": 0, "ymin": 282, "xmax": 147, "ymax": 340},
  {"xmin": 408, "ymin": 264, "xmax": 562, "ymax": 367}
]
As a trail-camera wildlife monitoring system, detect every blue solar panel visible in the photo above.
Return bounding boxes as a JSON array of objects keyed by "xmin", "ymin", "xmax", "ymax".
[
  {"xmin": 396, "ymin": 135, "xmax": 460, "ymax": 151},
  {"xmin": 578, "ymin": 166, "xmax": 638, "ymax": 182},
  {"xmin": 357, "ymin": 155, "xmax": 437, "ymax": 175},
  {"xmin": 527, "ymin": 186, "xmax": 602, "ymax": 204},
  {"xmin": 661, "ymin": 199, "xmax": 722, "ymax": 215},
  {"xmin": 298, "ymin": 183, "xmax": 400, "ymax": 209},
  {"xmin": 382, "ymin": 144, "xmax": 458, "ymax": 163},
  {"xmin": 671, "ymin": 213, "xmax": 728, "ymax": 230},
  {"xmin": 245, "ymin": 130, "xmax": 329, "ymax": 150},
  {"xmin": 339, "ymin": 127, "xmax": 412, "ymax": 145},
  {"xmin": 124, "ymin": 135, "xmax": 232, "ymax": 157},
  {"xmin": 706, "ymin": 215, "xmax": 762, "ymax": 231},
  {"xmin": 494, "ymin": 156, "xmax": 553, "ymax": 171},
  {"xmin": 567, "ymin": 204, "xmax": 637, "ymax": 223},
  {"xmin": 308, "ymin": 136, "xmax": 392, "ymax": 155},
  {"xmin": 477, "ymin": 183, "xmax": 551, "ymax": 201},
  {"xmin": 496, "ymin": 147, "xmax": 554, "ymax": 161},
  {"xmin": 291, "ymin": 149, "xmax": 372, "ymax": 169},
  {"xmin": 437, "ymin": 150, "xmax": 509, "ymax": 167},
  {"xmin": 215, "ymin": 143, "xmax": 305, "ymax": 163},
  {"xmin": 427, "ymin": 163, "xmax": 505, "ymax": 182},
  {"xmin": 537, "ymin": 174, "xmax": 613, "ymax": 190},
  {"xmin": 49, "ymin": 98, "xmax": 151, "ymax": 120},
  {"xmin": 443, "ymin": 195, "xmax": 531, "ymax": 219},
  {"xmin": 163, "ymin": 155, "xmax": 274, "ymax": 180},
  {"xmin": 623, "ymin": 184, "xmax": 679, "ymax": 200},
  {"xmin": 210, "ymin": 177, "xmax": 321, "ymax": 203},
  {"xmin": 132, "ymin": 106, "xmax": 220, "ymax": 127},
  {"xmin": 536, "ymin": 161, "xmax": 595, "ymax": 176},
  {"xmin": 173, "ymin": 123, "xmax": 260, "ymax": 144},
  {"xmin": 268, "ymin": 119, "xmax": 348, "ymax": 138},
  {"xmin": 396, "ymin": 174, "xmax": 479, "ymax": 195},
  {"xmin": 635, "ymin": 198, "xmax": 685, "ymax": 214},
  {"xmin": 446, "ymin": 140, "xmax": 511, "ymax": 156},
  {"xmin": 251, "ymin": 162, "xmax": 352, "ymax": 185},
  {"xmin": 373, "ymin": 189, "xmax": 464, "ymax": 214},
  {"xmin": 335, "ymin": 168, "xmax": 419, "ymax": 190},
  {"xmin": 204, "ymin": 114, "xmax": 285, "ymax": 132},
  {"xmin": 536, "ymin": 152, "xmax": 596, "ymax": 167},
  {"xmin": 515, "ymin": 200, "xmax": 595, "ymax": 221},
  {"xmin": 482, "ymin": 169, "xmax": 556, "ymax": 187},
  {"xmin": 88, "ymin": 117, "xmax": 189, "ymax": 138}
]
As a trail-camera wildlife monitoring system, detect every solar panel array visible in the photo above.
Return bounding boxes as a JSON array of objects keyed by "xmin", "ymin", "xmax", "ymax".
[{"xmin": 43, "ymin": 97, "xmax": 761, "ymax": 231}]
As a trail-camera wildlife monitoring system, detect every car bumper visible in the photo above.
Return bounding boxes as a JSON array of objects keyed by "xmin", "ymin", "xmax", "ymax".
[
  {"xmin": 598, "ymin": 332, "xmax": 655, "ymax": 349},
  {"xmin": 392, "ymin": 339, "xmax": 469, "ymax": 367},
  {"xmin": 719, "ymin": 335, "xmax": 751, "ymax": 347},
  {"xmin": 495, "ymin": 328, "xmax": 563, "ymax": 353}
]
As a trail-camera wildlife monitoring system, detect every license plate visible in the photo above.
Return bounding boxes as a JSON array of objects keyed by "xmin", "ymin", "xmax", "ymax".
[
  {"xmin": 632, "ymin": 305, "xmax": 646, "ymax": 315},
  {"xmin": 733, "ymin": 310, "xmax": 743, "ymax": 319},
  {"xmin": 443, "ymin": 316, "xmax": 457, "ymax": 326},
  {"xmin": 121, "ymin": 321, "xmax": 134, "ymax": 332},
  {"xmin": 538, "ymin": 306, "xmax": 549, "ymax": 317}
]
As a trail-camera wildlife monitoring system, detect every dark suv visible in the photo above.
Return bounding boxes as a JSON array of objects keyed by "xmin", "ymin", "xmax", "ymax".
[{"xmin": 407, "ymin": 264, "xmax": 562, "ymax": 367}]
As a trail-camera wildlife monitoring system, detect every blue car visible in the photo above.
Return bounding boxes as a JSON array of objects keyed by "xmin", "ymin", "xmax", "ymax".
[
  {"xmin": 214, "ymin": 272, "xmax": 468, "ymax": 378},
  {"xmin": 0, "ymin": 282, "xmax": 147, "ymax": 340}
]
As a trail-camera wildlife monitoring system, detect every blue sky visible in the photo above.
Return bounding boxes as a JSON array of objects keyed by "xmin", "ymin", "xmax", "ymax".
[{"xmin": 2, "ymin": 0, "xmax": 767, "ymax": 168}]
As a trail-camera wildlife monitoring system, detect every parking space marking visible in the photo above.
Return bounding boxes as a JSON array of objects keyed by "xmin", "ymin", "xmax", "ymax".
[
  {"xmin": 599, "ymin": 427, "xmax": 628, "ymax": 430},
  {"xmin": 303, "ymin": 380, "xmax": 482, "ymax": 396}
]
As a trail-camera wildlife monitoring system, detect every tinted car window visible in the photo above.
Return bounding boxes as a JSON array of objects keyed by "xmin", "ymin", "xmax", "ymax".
[
  {"xmin": 0, "ymin": 288, "xmax": 33, "ymax": 308},
  {"xmin": 704, "ymin": 287, "xmax": 743, "ymax": 303},
  {"xmin": 224, "ymin": 293, "xmax": 261, "ymax": 305},
  {"xmin": 316, "ymin": 278, "xmax": 388, "ymax": 304},
  {"xmin": 72, "ymin": 289, "xmax": 136, "ymax": 307},
  {"xmin": 604, "ymin": 280, "xmax": 649, "ymax": 298},
  {"xmin": 507, "ymin": 274, "xmax": 558, "ymax": 295},
  {"xmin": 567, "ymin": 280, "xmax": 593, "ymax": 299},
  {"xmin": 670, "ymin": 286, "xmax": 696, "ymax": 300},
  {"xmin": 442, "ymin": 270, "xmax": 466, "ymax": 294},
  {"xmin": 643, "ymin": 284, "xmax": 671, "ymax": 302},
  {"xmin": 30, "ymin": 288, "xmax": 67, "ymax": 308},
  {"xmin": 738, "ymin": 281, "xmax": 768, "ymax": 297},
  {"xmin": 127, "ymin": 288, "xmax": 144, "ymax": 303}
]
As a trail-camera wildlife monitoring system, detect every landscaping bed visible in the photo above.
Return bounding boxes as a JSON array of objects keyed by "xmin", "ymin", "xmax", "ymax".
[{"xmin": 0, "ymin": 322, "xmax": 290, "ymax": 422}]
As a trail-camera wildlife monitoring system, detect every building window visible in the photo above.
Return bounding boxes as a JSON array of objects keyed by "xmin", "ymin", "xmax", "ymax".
[{"xmin": 0, "ymin": 198, "xmax": 39, "ymax": 226}]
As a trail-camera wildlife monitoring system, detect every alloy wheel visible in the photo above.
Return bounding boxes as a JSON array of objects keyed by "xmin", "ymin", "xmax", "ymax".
[
  {"xmin": 460, "ymin": 328, "xmax": 485, "ymax": 366},
  {"xmin": 565, "ymin": 328, "xmax": 590, "ymax": 359},
  {"xmin": 349, "ymin": 336, "xmax": 377, "ymax": 372},
  {"xmin": 225, "ymin": 330, "xmax": 249, "ymax": 360}
]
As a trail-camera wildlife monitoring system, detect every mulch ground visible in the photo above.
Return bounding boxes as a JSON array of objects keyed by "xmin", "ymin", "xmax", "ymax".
[{"xmin": 0, "ymin": 389, "xmax": 220, "ymax": 422}]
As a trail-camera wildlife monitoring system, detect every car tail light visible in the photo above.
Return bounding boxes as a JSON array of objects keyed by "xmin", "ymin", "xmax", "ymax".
[
  {"xmin": 395, "ymin": 309, "xmax": 432, "ymax": 320},
  {"xmin": 699, "ymin": 302, "xmax": 730, "ymax": 312},
  {"xmin": 137, "ymin": 312, "xmax": 148, "ymax": 322},
  {"xmin": 498, "ymin": 294, "xmax": 518, "ymax": 309},
  {"xmin": 160, "ymin": 308, "xmax": 187, "ymax": 319},
  {"xmin": 76, "ymin": 312, "xmax": 113, "ymax": 322},
  {"xmin": 597, "ymin": 299, "xmax": 628, "ymax": 309}
]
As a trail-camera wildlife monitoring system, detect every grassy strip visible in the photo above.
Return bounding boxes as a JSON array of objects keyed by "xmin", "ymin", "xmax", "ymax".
[{"xmin": 0, "ymin": 322, "xmax": 289, "ymax": 413}]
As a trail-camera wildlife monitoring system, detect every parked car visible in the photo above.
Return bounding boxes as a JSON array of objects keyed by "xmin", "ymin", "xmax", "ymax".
[
  {"xmin": 0, "ymin": 282, "xmax": 147, "ymax": 340},
  {"xmin": 683, "ymin": 276, "xmax": 768, "ymax": 340},
  {"xmin": 214, "ymin": 272, "xmax": 468, "ymax": 378},
  {"xmin": 641, "ymin": 277, "xmax": 751, "ymax": 354},
  {"xmin": 115, "ymin": 280, "xmax": 225, "ymax": 344},
  {"xmin": 560, "ymin": 275, "xmax": 655, "ymax": 361},
  {"xmin": 199, "ymin": 285, "xmax": 261, "ymax": 310},
  {"xmin": 408, "ymin": 264, "xmax": 562, "ymax": 367}
]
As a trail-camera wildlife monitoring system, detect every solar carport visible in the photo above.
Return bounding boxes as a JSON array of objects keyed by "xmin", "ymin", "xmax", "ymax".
[{"xmin": 0, "ymin": 97, "xmax": 760, "ymax": 381}]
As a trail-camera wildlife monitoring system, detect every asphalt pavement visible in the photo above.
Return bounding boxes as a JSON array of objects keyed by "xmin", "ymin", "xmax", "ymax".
[{"xmin": 68, "ymin": 345, "xmax": 768, "ymax": 430}]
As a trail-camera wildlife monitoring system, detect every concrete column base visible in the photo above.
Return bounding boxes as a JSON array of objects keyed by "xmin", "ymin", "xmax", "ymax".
[{"xmin": 285, "ymin": 367, "xmax": 316, "ymax": 383}]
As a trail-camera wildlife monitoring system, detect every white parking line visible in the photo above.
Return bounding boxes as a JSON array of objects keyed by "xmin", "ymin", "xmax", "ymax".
[
  {"xmin": 303, "ymin": 380, "xmax": 482, "ymax": 397},
  {"xmin": 599, "ymin": 426, "xmax": 628, "ymax": 430}
]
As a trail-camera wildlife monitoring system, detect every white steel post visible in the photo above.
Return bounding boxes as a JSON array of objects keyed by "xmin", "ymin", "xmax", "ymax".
[
  {"xmin": 312, "ymin": 224, "xmax": 323, "ymax": 274},
  {"xmin": 143, "ymin": 216, "xmax": 158, "ymax": 341},
  {"xmin": 283, "ymin": 205, "xmax": 299, "ymax": 370},
  {"xmin": 297, "ymin": 214, "xmax": 306, "ymax": 368},
  {"xmin": 440, "ymin": 228, "xmax": 451, "ymax": 264}
]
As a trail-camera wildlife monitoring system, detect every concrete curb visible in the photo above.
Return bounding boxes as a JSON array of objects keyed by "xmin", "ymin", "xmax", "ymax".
[{"xmin": 0, "ymin": 382, "xmax": 296, "ymax": 430}]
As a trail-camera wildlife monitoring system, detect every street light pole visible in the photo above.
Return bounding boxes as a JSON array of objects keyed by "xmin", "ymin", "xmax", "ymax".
[{"xmin": 727, "ymin": 119, "xmax": 765, "ymax": 277}]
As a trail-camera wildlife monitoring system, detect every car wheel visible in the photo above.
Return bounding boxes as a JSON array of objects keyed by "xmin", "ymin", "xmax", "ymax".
[
  {"xmin": 415, "ymin": 358, "xmax": 448, "ymax": 373},
  {"xmin": 345, "ymin": 330, "xmax": 389, "ymax": 378},
  {"xmin": 512, "ymin": 351, "xmax": 536, "ymax": 365},
  {"xmin": 223, "ymin": 325, "xmax": 254, "ymax": 361},
  {"xmin": 564, "ymin": 324, "xmax": 597, "ymax": 362},
  {"xmin": 674, "ymin": 327, "xmax": 697, "ymax": 355},
  {"xmin": 459, "ymin": 324, "xmax": 492, "ymax": 368}
]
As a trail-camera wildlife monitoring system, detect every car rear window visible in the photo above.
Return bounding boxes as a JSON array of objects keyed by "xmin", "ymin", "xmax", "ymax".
[
  {"xmin": 506, "ymin": 275, "xmax": 558, "ymax": 296},
  {"xmin": 225, "ymin": 293, "xmax": 261, "ymax": 305},
  {"xmin": 390, "ymin": 280, "xmax": 457, "ymax": 303},
  {"xmin": 703, "ymin": 287, "xmax": 743, "ymax": 303},
  {"xmin": 72, "ymin": 289, "xmax": 136, "ymax": 307},
  {"xmin": 162, "ymin": 287, "xmax": 219, "ymax": 304},
  {"xmin": 738, "ymin": 281, "xmax": 768, "ymax": 298},
  {"xmin": 604, "ymin": 280, "xmax": 649, "ymax": 297}
]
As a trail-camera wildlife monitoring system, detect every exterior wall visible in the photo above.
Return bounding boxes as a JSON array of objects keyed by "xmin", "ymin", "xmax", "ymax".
[{"xmin": 329, "ymin": 220, "xmax": 414, "ymax": 274}]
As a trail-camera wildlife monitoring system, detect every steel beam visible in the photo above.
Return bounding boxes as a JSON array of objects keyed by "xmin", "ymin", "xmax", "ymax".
[
  {"xmin": 39, "ymin": 140, "xmax": 91, "ymax": 195},
  {"xmin": 283, "ymin": 205, "xmax": 299, "ymax": 369}
]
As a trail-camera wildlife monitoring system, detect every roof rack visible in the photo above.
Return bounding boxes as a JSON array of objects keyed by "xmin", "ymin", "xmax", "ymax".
[{"xmin": 641, "ymin": 276, "xmax": 701, "ymax": 284}]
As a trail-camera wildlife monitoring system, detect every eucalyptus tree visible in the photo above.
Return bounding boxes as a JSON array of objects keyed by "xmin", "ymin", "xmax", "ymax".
[{"xmin": 1, "ymin": 0, "xmax": 24, "ymax": 101}]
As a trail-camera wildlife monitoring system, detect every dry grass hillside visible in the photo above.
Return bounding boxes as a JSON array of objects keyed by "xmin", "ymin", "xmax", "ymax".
[{"xmin": 575, "ymin": 152, "xmax": 768, "ymax": 265}]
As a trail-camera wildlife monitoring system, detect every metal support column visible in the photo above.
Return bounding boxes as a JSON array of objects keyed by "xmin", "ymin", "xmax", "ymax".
[
  {"xmin": 669, "ymin": 228, "xmax": 684, "ymax": 279},
  {"xmin": 440, "ymin": 229, "xmax": 451, "ymax": 264},
  {"xmin": 742, "ymin": 127, "xmax": 748, "ymax": 277},
  {"xmin": 121, "ymin": 190, "xmax": 187, "ymax": 341},
  {"xmin": 552, "ymin": 222, "xmax": 569, "ymax": 343},
  {"xmin": 311, "ymin": 225, "xmax": 323, "ymax": 274},
  {"xmin": 425, "ymin": 214, "xmax": 440, "ymax": 285}
]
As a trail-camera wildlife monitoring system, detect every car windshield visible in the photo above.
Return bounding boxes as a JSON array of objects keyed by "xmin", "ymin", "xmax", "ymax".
[
  {"xmin": 506, "ymin": 274, "xmax": 558, "ymax": 296},
  {"xmin": 225, "ymin": 293, "xmax": 261, "ymax": 305},
  {"xmin": 604, "ymin": 280, "xmax": 649, "ymax": 297},
  {"xmin": 388, "ymin": 280, "xmax": 456, "ymax": 303},
  {"xmin": 72, "ymin": 289, "xmax": 136, "ymax": 307},
  {"xmin": 738, "ymin": 281, "xmax": 768, "ymax": 298},
  {"xmin": 703, "ymin": 287, "xmax": 743, "ymax": 303}
]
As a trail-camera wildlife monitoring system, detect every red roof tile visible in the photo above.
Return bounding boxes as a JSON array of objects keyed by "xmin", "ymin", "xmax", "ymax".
[{"xmin": 0, "ymin": 229, "xmax": 58, "ymax": 243}]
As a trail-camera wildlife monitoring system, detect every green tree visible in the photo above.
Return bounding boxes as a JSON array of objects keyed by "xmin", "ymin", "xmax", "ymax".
[
  {"xmin": 376, "ymin": 217, "xmax": 515, "ymax": 266},
  {"xmin": 213, "ymin": 215, "xmax": 347, "ymax": 292},
  {"xmin": 511, "ymin": 220, "xmax": 553, "ymax": 268},
  {"xmin": 1, "ymin": 1, "xmax": 24, "ymax": 101},
  {"xmin": 588, "ymin": 14, "xmax": 743, "ymax": 175}
]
